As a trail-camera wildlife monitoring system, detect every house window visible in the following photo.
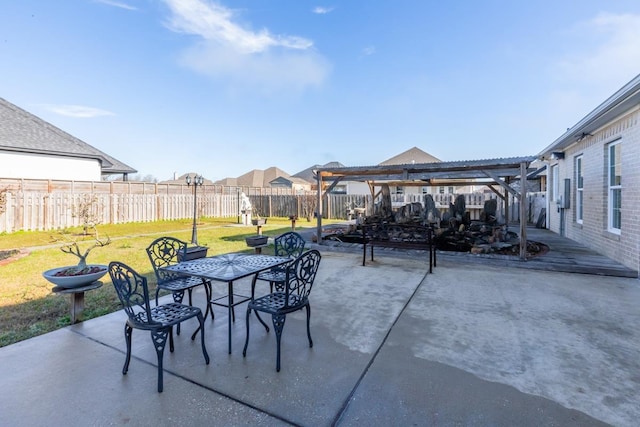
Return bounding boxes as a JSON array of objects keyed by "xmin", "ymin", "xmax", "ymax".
[
  {"xmin": 551, "ymin": 164, "xmax": 559, "ymax": 203},
  {"xmin": 439, "ymin": 186, "xmax": 445, "ymax": 194},
  {"xmin": 421, "ymin": 186, "xmax": 429, "ymax": 194},
  {"xmin": 608, "ymin": 141, "xmax": 622, "ymax": 233},
  {"xmin": 395, "ymin": 186, "xmax": 404, "ymax": 195},
  {"xmin": 575, "ymin": 155, "xmax": 583, "ymax": 224},
  {"xmin": 448, "ymin": 186, "xmax": 454, "ymax": 194}
]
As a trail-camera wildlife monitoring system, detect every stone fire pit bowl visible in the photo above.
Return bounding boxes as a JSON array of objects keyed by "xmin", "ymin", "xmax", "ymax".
[{"xmin": 43, "ymin": 265, "xmax": 108, "ymax": 289}]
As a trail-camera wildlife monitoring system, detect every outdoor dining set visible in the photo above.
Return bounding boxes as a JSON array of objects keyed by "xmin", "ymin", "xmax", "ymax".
[{"xmin": 107, "ymin": 232, "xmax": 322, "ymax": 392}]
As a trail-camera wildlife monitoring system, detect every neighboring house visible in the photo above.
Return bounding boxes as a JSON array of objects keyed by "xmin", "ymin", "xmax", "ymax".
[
  {"xmin": 159, "ymin": 173, "xmax": 215, "ymax": 186},
  {"xmin": 215, "ymin": 166, "xmax": 291, "ymax": 188},
  {"xmin": 538, "ymin": 73, "xmax": 640, "ymax": 274},
  {"xmin": 378, "ymin": 146, "xmax": 440, "ymax": 196},
  {"xmin": 269, "ymin": 175, "xmax": 311, "ymax": 192},
  {"xmin": 0, "ymin": 97, "xmax": 136, "ymax": 181},
  {"xmin": 293, "ymin": 161, "xmax": 345, "ymax": 193},
  {"xmin": 375, "ymin": 146, "xmax": 479, "ymax": 196}
]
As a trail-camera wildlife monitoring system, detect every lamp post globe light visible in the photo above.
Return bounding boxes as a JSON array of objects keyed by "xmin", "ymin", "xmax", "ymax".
[{"xmin": 186, "ymin": 174, "xmax": 204, "ymax": 245}]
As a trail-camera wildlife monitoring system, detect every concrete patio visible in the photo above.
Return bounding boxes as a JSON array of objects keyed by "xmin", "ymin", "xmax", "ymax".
[{"xmin": 1, "ymin": 249, "xmax": 639, "ymax": 426}]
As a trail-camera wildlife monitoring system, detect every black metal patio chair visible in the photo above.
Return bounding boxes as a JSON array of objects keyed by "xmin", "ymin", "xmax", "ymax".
[
  {"xmin": 250, "ymin": 232, "xmax": 305, "ymax": 296},
  {"xmin": 243, "ymin": 249, "xmax": 322, "ymax": 371},
  {"xmin": 250, "ymin": 231, "xmax": 306, "ymax": 331},
  {"xmin": 108, "ymin": 261, "xmax": 209, "ymax": 392},
  {"xmin": 146, "ymin": 236, "xmax": 212, "ymax": 328}
]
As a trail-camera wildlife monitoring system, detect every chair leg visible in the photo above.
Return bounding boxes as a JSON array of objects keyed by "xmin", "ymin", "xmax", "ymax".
[
  {"xmin": 255, "ymin": 311, "xmax": 270, "ymax": 333},
  {"xmin": 197, "ymin": 312, "xmax": 210, "ymax": 364},
  {"xmin": 305, "ymin": 304, "xmax": 313, "ymax": 348},
  {"xmin": 172, "ymin": 290, "xmax": 185, "ymax": 304},
  {"xmin": 242, "ymin": 307, "xmax": 251, "ymax": 357},
  {"xmin": 155, "ymin": 288, "xmax": 160, "ymax": 306},
  {"xmin": 188, "ymin": 288, "xmax": 193, "ymax": 306},
  {"xmin": 151, "ymin": 329, "xmax": 169, "ymax": 393},
  {"xmin": 172, "ymin": 291, "xmax": 185, "ymax": 335},
  {"xmin": 272, "ymin": 314, "xmax": 286, "ymax": 372},
  {"xmin": 250, "ymin": 275, "xmax": 269, "ymax": 332},
  {"xmin": 169, "ymin": 327, "xmax": 174, "ymax": 353},
  {"xmin": 123, "ymin": 324, "xmax": 132, "ymax": 375}
]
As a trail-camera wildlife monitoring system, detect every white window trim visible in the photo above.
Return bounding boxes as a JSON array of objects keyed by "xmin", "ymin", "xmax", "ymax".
[
  {"xmin": 607, "ymin": 141, "xmax": 621, "ymax": 234},
  {"xmin": 551, "ymin": 164, "xmax": 559, "ymax": 203},
  {"xmin": 576, "ymin": 155, "xmax": 583, "ymax": 224}
]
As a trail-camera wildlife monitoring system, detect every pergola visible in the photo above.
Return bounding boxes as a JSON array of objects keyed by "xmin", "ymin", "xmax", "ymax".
[{"xmin": 314, "ymin": 156, "xmax": 538, "ymax": 259}]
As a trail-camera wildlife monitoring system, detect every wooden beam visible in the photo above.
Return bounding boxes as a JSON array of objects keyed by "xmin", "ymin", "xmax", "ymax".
[
  {"xmin": 482, "ymin": 170, "xmax": 520, "ymax": 198},
  {"xmin": 487, "ymin": 185, "xmax": 505, "ymax": 200},
  {"xmin": 322, "ymin": 176, "xmax": 344, "ymax": 198}
]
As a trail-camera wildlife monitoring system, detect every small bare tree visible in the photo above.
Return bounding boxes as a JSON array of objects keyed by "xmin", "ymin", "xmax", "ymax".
[
  {"xmin": 300, "ymin": 194, "xmax": 317, "ymax": 222},
  {"xmin": 71, "ymin": 195, "xmax": 102, "ymax": 235},
  {"xmin": 59, "ymin": 227, "xmax": 111, "ymax": 269}
]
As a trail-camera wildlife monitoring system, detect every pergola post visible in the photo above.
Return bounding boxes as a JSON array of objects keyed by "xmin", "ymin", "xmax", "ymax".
[
  {"xmin": 519, "ymin": 162, "xmax": 528, "ymax": 260},
  {"xmin": 316, "ymin": 171, "xmax": 323, "ymax": 246}
]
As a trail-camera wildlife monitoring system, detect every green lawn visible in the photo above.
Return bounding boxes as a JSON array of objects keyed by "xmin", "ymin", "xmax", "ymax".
[{"xmin": 0, "ymin": 216, "xmax": 324, "ymax": 347}]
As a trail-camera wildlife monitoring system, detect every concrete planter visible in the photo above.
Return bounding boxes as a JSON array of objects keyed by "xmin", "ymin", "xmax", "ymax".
[
  {"xmin": 178, "ymin": 246, "xmax": 209, "ymax": 261},
  {"xmin": 245, "ymin": 235, "xmax": 268, "ymax": 247}
]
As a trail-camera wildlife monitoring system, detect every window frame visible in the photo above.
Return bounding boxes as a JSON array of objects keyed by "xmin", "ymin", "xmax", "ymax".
[
  {"xmin": 575, "ymin": 155, "xmax": 583, "ymax": 224},
  {"xmin": 607, "ymin": 141, "xmax": 621, "ymax": 234},
  {"xmin": 551, "ymin": 164, "xmax": 559, "ymax": 203}
]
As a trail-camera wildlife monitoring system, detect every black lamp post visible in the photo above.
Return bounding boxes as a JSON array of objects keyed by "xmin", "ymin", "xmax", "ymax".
[{"xmin": 186, "ymin": 174, "xmax": 204, "ymax": 245}]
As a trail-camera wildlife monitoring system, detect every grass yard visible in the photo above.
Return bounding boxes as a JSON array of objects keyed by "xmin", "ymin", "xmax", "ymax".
[{"xmin": 0, "ymin": 216, "xmax": 323, "ymax": 347}]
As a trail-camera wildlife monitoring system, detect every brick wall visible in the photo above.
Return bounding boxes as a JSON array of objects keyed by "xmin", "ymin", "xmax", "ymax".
[{"xmin": 547, "ymin": 109, "xmax": 639, "ymax": 272}]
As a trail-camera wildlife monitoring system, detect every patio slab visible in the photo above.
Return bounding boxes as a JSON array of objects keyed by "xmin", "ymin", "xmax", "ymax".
[{"xmin": 1, "ymin": 250, "xmax": 639, "ymax": 426}]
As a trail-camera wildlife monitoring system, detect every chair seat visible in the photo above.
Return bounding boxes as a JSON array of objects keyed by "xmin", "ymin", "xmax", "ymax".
[
  {"xmin": 132, "ymin": 302, "xmax": 202, "ymax": 328},
  {"xmin": 249, "ymin": 292, "xmax": 307, "ymax": 314},
  {"xmin": 157, "ymin": 276, "xmax": 203, "ymax": 292},
  {"xmin": 256, "ymin": 269, "xmax": 286, "ymax": 283}
]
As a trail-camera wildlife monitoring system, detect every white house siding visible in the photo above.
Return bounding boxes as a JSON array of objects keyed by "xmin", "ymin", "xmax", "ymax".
[
  {"xmin": 547, "ymin": 108, "xmax": 640, "ymax": 272},
  {"xmin": 0, "ymin": 151, "xmax": 102, "ymax": 181}
]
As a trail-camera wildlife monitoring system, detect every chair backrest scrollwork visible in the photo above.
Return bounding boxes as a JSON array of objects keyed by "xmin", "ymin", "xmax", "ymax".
[
  {"xmin": 283, "ymin": 250, "xmax": 321, "ymax": 308},
  {"xmin": 274, "ymin": 232, "xmax": 306, "ymax": 259},
  {"xmin": 146, "ymin": 236, "xmax": 187, "ymax": 284},
  {"xmin": 108, "ymin": 261, "xmax": 159, "ymax": 327}
]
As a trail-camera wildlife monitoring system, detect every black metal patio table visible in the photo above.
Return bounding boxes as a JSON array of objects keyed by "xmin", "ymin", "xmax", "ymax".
[{"xmin": 161, "ymin": 252, "xmax": 290, "ymax": 354}]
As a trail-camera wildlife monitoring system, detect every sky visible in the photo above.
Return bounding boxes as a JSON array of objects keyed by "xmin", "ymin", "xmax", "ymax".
[{"xmin": 1, "ymin": 0, "xmax": 640, "ymax": 182}]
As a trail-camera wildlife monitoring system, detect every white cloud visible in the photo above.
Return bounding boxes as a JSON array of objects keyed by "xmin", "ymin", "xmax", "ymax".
[
  {"xmin": 161, "ymin": 0, "xmax": 330, "ymax": 92},
  {"xmin": 555, "ymin": 12, "xmax": 640, "ymax": 88},
  {"xmin": 361, "ymin": 45, "xmax": 376, "ymax": 57},
  {"xmin": 42, "ymin": 105, "xmax": 115, "ymax": 118},
  {"xmin": 94, "ymin": 0, "xmax": 137, "ymax": 11},
  {"xmin": 547, "ymin": 12, "xmax": 640, "ymax": 129},
  {"xmin": 312, "ymin": 6, "xmax": 334, "ymax": 15}
]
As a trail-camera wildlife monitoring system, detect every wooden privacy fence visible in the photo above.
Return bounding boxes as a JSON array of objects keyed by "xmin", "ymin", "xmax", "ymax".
[
  {"xmin": 0, "ymin": 178, "xmax": 547, "ymax": 233},
  {"xmin": 0, "ymin": 192, "xmax": 307, "ymax": 233}
]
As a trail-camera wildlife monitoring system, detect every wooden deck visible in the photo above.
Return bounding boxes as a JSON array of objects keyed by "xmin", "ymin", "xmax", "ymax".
[
  {"xmin": 315, "ymin": 225, "xmax": 638, "ymax": 278},
  {"xmin": 437, "ymin": 226, "xmax": 638, "ymax": 278}
]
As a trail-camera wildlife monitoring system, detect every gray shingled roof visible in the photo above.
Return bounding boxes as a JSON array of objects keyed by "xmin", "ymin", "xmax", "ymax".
[
  {"xmin": 292, "ymin": 161, "xmax": 345, "ymax": 183},
  {"xmin": 0, "ymin": 97, "xmax": 136, "ymax": 175},
  {"xmin": 215, "ymin": 166, "xmax": 290, "ymax": 187}
]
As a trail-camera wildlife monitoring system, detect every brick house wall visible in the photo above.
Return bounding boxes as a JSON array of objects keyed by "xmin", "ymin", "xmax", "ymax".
[{"xmin": 547, "ymin": 108, "xmax": 639, "ymax": 273}]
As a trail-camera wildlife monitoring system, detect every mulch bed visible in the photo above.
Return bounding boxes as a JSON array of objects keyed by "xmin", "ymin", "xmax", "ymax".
[{"xmin": 0, "ymin": 249, "xmax": 29, "ymax": 266}]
